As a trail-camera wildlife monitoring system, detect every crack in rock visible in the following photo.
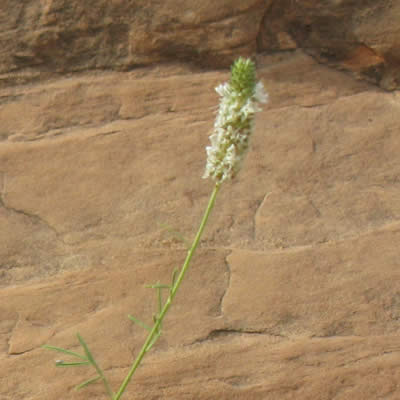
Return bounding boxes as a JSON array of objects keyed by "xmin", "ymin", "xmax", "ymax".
[{"xmin": 0, "ymin": 174, "xmax": 62, "ymax": 242}]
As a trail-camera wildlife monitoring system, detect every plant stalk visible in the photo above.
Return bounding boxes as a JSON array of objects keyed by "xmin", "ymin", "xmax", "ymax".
[{"xmin": 114, "ymin": 183, "xmax": 221, "ymax": 399}]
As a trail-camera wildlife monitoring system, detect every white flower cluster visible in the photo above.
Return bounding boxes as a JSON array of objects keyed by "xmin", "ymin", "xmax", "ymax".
[{"xmin": 203, "ymin": 61, "xmax": 268, "ymax": 184}]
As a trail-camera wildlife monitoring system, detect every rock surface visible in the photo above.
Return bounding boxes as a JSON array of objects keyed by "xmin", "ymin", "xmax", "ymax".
[
  {"xmin": 2, "ymin": 1, "xmax": 400, "ymax": 89},
  {"xmin": 0, "ymin": 0, "xmax": 265, "ymax": 74},
  {"xmin": 260, "ymin": 0, "xmax": 400, "ymax": 90},
  {"xmin": 1, "ymin": 2, "xmax": 400, "ymax": 400}
]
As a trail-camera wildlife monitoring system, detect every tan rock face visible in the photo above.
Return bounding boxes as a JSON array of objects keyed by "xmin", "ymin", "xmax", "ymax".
[
  {"xmin": 1, "ymin": 2, "xmax": 400, "ymax": 400},
  {"xmin": 1, "ymin": 0, "xmax": 264, "ymax": 75},
  {"xmin": 2, "ymin": 49, "xmax": 400, "ymax": 399},
  {"xmin": 3, "ymin": 1, "xmax": 400, "ymax": 89},
  {"xmin": 260, "ymin": 0, "xmax": 400, "ymax": 89}
]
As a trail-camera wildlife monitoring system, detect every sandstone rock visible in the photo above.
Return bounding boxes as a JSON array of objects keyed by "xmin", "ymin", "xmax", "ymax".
[
  {"xmin": 1, "ymin": 49, "xmax": 400, "ymax": 399},
  {"xmin": 3, "ymin": 1, "xmax": 400, "ymax": 90},
  {"xmin": 0, "ymin": 0, "xmax": 265, "ymax": 77},
  {"xmin": 259, "ymin": 0, "xmax": 400, "ymax": 90},
  {"xmin": 1, "ymin": 2, "xmax": 400, "ymax": 398}
]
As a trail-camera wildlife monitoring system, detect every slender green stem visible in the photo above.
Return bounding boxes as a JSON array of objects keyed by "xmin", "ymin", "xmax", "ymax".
[{"xmin": 114, "ymin": 183, "xmax": 221, "ymax": 400}]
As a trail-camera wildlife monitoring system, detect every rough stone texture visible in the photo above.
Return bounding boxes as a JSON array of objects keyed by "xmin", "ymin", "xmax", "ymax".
[
  {"xmin": 0, "ymin": 0, "xmax": 265, "ymax": 75},
  {"xmin": 2, "ymin": 49, "xmax": 400, "ymax": 399},
  {"xmin": 2, "ymin": 1, "xmax": 400, "ymax": 90},
  {"xmin": 1, "ymin": 2, "xmax": 400, "ymax": 400},
  {"xmin": 259, "ymin": 0, "xmax": 400, "ymax": 90}
]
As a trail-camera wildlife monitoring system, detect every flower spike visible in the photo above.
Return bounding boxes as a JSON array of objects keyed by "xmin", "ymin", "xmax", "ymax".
[{"xmin": 203, "ymin": 57, "xmax": 268, "ymax": 184}]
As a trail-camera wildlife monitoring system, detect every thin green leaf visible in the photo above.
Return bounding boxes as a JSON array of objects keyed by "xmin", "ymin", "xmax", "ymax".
[
  {"xmin": 157, "ymin": 287, "xmax": 162, "ymax": 314},
  {"xmin": 145, "ymin": 331, "xmax": 161, "ymax": 353},
  {"xmin": 76, "ymin": 334, "xmax": 97, "ymax": 366},
  {"xmin": 158, "ymin": 222, "xmax": 190, "ymax": 248},
  {"xmin": 42, "ymin": 345, "xmax": 87, "ymax": 361},
  {"xmin": 171, "ymin": 268, "xmax": 178, "ymax": 287},
  {"xmin": 55, "ymin": 361, "xmax": 90, "ymax": 367},
  {"xmin": 128, "ymin": 315, "xmax": 151, "ymax": 331},
  {"xmin": 76, "ymin": 333, "xmax": 114, "ymax": 399},
  {"xmin": 145, "ymin": 283, "xmax": 170, "ymax": 289},
  {"xmin": 75, "ymin": 376, "xmax": 102, "ymax": 391}
]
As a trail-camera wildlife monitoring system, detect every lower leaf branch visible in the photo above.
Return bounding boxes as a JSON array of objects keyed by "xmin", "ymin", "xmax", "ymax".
[{"xmin": 113, "ymin": 183, "xmax": 220, "ymax": 400}]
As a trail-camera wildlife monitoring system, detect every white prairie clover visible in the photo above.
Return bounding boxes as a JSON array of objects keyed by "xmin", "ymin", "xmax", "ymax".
[
  {"xmin": 203, "ymin": 57, "xmax": 268, "ymax": 184},
  {"xmin": 43, "ymin": 57, "xmax": 268, "ymax": 400}
]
